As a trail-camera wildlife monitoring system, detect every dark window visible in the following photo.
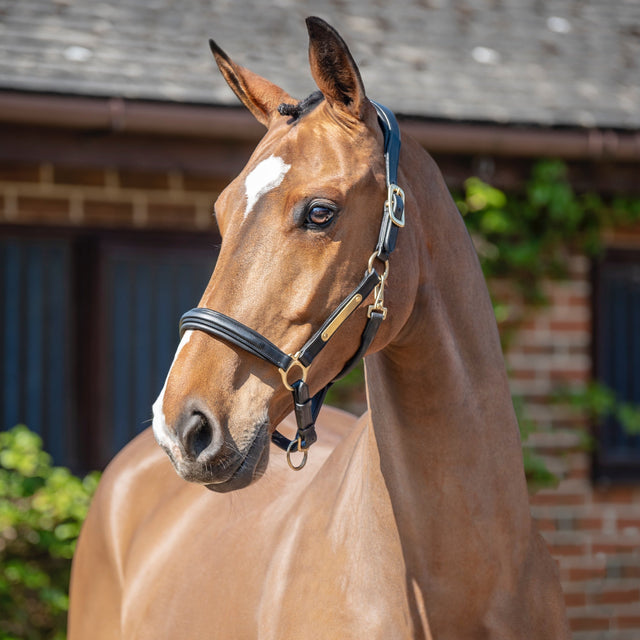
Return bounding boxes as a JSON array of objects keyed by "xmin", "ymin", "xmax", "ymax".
[
  {"xmin": 0, "ymin": 228, "xmax": 218, "ymax": 472},
  {"xmin": 100, "ymin": 240, "xmax": 213, "ymax": 460},
  {"xmin": 593, "ymin": 248, "xmax": 640, "ymax": 481},
  {"xmin": 0, "ymin": 236, "xmax": 74, "ymax": 463}
]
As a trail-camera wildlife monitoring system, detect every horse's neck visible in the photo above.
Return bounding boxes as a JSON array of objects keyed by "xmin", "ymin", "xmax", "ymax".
[{"xmin": 364, "ymin": 150, "xmax": 532, "ymax": 589}]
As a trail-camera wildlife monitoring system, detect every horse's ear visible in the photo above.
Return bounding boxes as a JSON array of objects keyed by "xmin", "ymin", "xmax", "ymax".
[
  {"xmin": 209, "ymin": 39, "xmax": 294, "ymax": 128},
  {"xmin": 306, "ymin": 17, "xmax": 367, "ymax": 120}
]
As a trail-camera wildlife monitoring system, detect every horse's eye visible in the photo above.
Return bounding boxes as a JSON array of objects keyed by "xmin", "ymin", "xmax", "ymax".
[{"xmin": 305, "ymin": 204, "xmax": 335, "ymax": 229}]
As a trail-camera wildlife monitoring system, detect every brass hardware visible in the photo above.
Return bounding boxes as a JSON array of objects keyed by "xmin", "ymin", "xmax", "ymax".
[
  {"xmin": 367, "ymin": 280, "xmax": 388, "ymax": 319},
  {"xmin": 286, "ymin": 436, "xmax": 308, "ymax": 470},
  {"xmin": 321, "ymin": 294, "xmax": 363, "ymax": 342},
  {"xmin": 367, "ymin": 254, "xmax": 389, "ymax": 319},
  {"xmin": 387, "ymin": 184, "xmax": 405, "ymax": 228},
  {"xmin": 367, "ymin": 251, "xmax": 389, "ymax": 279},
  {"xmin": 278, "ymin": 355, "xmax": 308, "ymax": 392}
]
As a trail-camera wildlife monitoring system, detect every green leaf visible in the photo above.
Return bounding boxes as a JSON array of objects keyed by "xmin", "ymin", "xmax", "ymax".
[
  {"xmin": 0, "ymin": 425, "xmax": 100, "ymax": 639},
  {"xmin": 617, "ymin": 403, "xmax": 640, "ymax": 435}
]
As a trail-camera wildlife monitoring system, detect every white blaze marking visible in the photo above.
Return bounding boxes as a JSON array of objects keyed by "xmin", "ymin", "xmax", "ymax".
[
  {"xmin": 244, "ymin": 155, "xmax": 291, "ymax": 219},
  {"xmin": 152, "ymin": 330, "xmax": 193, "ymax": 448}
]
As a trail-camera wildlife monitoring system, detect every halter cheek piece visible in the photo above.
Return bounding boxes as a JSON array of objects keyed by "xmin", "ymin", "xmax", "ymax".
[{"xmin": 179, "ymin": 101, "xmax": 404, "ymax": 470}]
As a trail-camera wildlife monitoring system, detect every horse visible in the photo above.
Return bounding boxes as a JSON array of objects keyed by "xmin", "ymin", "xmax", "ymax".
[{"xmin": 68, "ymin": 17, "xmax": 569, "ymax": 639}]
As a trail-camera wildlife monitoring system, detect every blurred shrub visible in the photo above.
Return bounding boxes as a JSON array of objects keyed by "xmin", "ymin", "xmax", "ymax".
[{"xmin": 0, "ymin": 425, "xmax": 99, "ymax": 640}]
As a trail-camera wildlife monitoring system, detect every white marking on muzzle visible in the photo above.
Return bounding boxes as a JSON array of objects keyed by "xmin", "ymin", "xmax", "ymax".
[
  {"xmin": 152, "ymin": 330, "xmax": 193, "ymax": 450},
  {"xmin": 244, "ymin": 155, "xmax": 291, "ymax": 219}
]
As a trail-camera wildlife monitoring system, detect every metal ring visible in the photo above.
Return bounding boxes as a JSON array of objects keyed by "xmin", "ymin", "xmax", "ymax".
[
  {"xmin": 367, "ymin": 251, "xmax": 389, "ymax": 279},
  {"xmin": 286, "ymin": 437, "xmax": 308, "ymax": 471},
  {"xmin": 278, "ymin": 357, "xmax": 308, "ymax": 392}
]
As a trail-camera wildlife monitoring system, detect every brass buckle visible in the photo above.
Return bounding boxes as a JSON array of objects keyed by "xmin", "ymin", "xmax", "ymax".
[
  {"xmin": 387, "ymin": 184, "xmax": 405, "ymax": 228},
  {"xmin": 278, "ymin": 354, "xmax": 308, "ymax": 392}
]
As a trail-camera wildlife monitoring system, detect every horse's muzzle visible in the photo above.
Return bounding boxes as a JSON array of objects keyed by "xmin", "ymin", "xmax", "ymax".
[{"xmin": 162, "ymin": 409, "xmax": 271, "ymax": 491}]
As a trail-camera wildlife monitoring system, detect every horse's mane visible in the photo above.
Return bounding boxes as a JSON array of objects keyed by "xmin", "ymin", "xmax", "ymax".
[{"xmin": 277, "ymin": 90, "xmax": 324, "ymax": 122}]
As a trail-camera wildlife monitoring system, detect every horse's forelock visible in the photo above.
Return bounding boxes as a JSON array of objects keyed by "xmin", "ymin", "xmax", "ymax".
[{"xmin": 277, "ymin": 90, "xmax": 324, "ymax": 122}]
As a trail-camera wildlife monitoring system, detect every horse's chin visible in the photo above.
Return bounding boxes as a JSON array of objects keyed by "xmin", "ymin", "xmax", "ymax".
[{"xmin": 202, "ymin": 428, "xmax": 271, "ymax": 493}]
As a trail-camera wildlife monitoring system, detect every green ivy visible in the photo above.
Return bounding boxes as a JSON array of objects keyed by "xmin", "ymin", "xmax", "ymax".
[
  {"xmin": 456, "ymin": 160, "xmax": 640, "ymax": 478},
  {"xmin": 457, "ymin": 160, "xmax": 640, "ymax": 307},
  {"xmin": 510, "ymin": 394, "xmax": 559, "ymax": 490},
  {"xmin": 554, "ymin": 381, "xmax": 640, "ymax": 436},
  {"xmin": 0, "ymin": 426, "xmax": 100, "ymax": 640}
]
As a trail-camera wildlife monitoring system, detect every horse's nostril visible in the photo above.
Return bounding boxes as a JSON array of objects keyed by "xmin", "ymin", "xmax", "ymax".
[
  {"xmin": 182, "ymin": 411, "xmax": 215, "ymax": 461},
  {"xmin": 192, "ymin": 414, "xmax": 213, "ymax": 458}
]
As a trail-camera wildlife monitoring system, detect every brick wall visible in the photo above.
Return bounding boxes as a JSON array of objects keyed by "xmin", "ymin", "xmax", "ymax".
[
  {"xmin": 2, "ymin": 159, "xmax": 639, "ymax": 637},
  {"xmin": 503, "ymin": 258, "xmax": 640, "ymax": 638},
  {"xmin": 0, "ymin": 161, "xmax": 222, "ymax": 231}
]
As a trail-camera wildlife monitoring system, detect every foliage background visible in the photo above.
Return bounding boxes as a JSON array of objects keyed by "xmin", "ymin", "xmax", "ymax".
[{"xmin": 0, "ymin": 426, "xmax": 99, "ymax": 640}]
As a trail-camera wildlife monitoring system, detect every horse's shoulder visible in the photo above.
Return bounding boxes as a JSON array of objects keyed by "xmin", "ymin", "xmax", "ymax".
[
  {"xmin": 98, "ymin": 428, "xmax": 180, "ymax": 512},
  {"xmin": 80, "ymin": 429, "xmax": 191, "ymax": 564},
  {"xmin": 105, "ymin": 427, "xmax": 172, "ymax": 483},
  {"xmin": 81, "ymin": 408, "xmax": 360, "ymax": 569},
  {"xmin": 94, "ymin": 406, "xmax": 357, "ymax": 516}
]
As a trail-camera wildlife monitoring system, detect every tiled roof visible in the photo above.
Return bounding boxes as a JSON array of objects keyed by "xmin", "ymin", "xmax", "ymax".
[{"xmin": 1, "ymin": 0, "xmax": 638, "ymax": 129}]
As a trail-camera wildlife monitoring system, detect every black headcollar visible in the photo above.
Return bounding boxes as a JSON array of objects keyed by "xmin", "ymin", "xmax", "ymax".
[{"xmin": 179, "ymin": 100, "xmax": 404, "ymax": 470}]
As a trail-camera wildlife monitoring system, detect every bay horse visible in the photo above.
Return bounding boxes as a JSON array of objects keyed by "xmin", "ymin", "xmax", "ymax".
[{"xmin": 69, "ymin": 17, "xmax": 569, "ymax": 639}]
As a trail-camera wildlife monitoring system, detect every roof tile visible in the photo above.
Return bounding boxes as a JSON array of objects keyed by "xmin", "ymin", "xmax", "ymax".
[{"xmin": 0, "ymin": 0, "xmax": 638, "ymax": 128}]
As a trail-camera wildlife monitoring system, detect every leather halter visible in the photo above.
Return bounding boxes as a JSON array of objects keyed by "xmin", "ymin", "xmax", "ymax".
[{"xmin": 179, "ymin": 101, "xmax": 404, "ymax": 470}]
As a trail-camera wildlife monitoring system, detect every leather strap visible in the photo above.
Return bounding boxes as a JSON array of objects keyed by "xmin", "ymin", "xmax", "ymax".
[
  {"xmin": 271, "ymin": 309, "xmax": 384, "ymax": 453},
  {"xmin": 371, "ymin": 100, "xmax": 403, "ymax": 261},
  {"xmin": 271, "ymin": 379, "xmax": 320, "ymax": 452},
  {"xmin": 296, "ymin": 269, "xmax": 380, "ymax": 367},
  {"xmin": 335, "ymin": 309, "xmax": 385, "ymax": 381},
  {"xmin": 179, "ymin": 267, "xmax": 380, "ymax": 370},
  {"xmin": 371, "ymin": 101, "xmax": 401, "ymax": 187},
  {"xmin": 179, "ymin": 308, "xmax": 292, "ymax": 371}
]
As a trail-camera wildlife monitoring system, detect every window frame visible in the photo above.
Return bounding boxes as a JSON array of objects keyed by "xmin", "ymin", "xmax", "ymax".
[{"xmin": 592, "ymin": 247, "xmax": 640, "ymax": 482}]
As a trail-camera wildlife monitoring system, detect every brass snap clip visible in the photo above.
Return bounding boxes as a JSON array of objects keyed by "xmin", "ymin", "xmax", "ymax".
[{"xmin": 367, "ymin": 251, "xmax": 389, "ymax": 319}]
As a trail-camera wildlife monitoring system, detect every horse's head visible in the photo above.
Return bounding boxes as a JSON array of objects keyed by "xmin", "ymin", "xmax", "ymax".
[{"xmin": 152, "ymin": 17, "xmax": 415, "ymax": 491}]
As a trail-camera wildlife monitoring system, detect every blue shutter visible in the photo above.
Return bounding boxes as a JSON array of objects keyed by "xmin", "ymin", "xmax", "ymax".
[
  {"xmin": 102, "ymin": 243, "xmax": 214, "ymax": 458},
  {"xmin": 0, "ymin": 236, "xmax": 73, "ymax": 464},
  {"xmin": 596, "ymin": 258, "xmax": 640, "ymax": 475}
]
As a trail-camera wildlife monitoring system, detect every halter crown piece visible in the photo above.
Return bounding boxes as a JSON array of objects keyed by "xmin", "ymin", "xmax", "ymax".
[{"xmin": 179, "ymin": 101, "xmax": 404, "ymax": 470}]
